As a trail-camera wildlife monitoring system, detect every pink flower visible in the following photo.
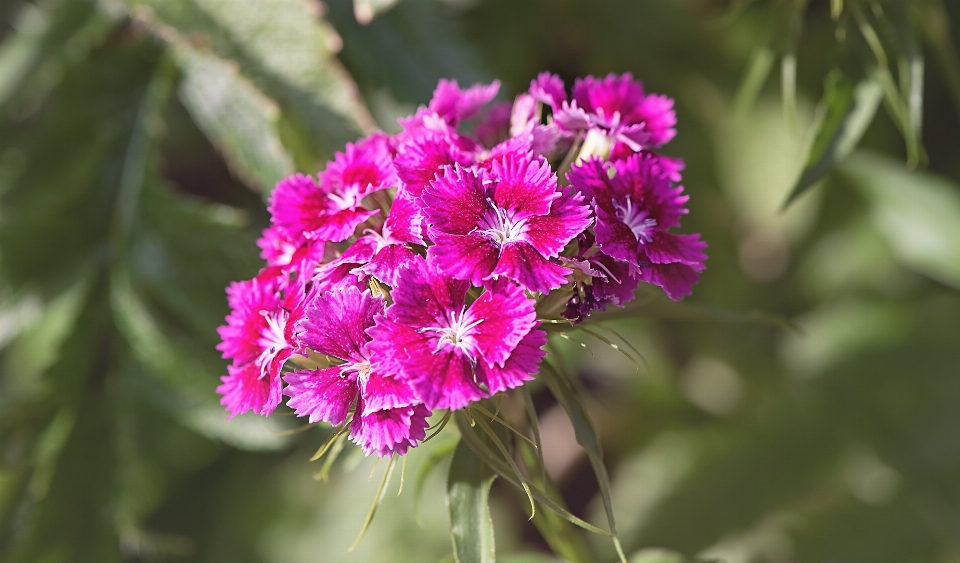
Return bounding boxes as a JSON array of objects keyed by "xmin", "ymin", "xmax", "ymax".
[
  {"xmin": 283, "ymin": 283, "xmax": 428, "ymax": 457},
  {"xmin": 268, "ymin": 136, "xmax": 396, "ymax": 242},
  {"xmin": 568, "ymin": 154, "xmax": 706, "ymax": 300},
  {"xmin": 536, "ymin": 72, "xmax": 676, "ymax": 153},
  {"xmin": 216, "ymin": 264, "xmax": 310, "ymax": 417},
  {"xmin": 422, "ymin": 153, "xmax": 592, "ymax": 293},
  {"xmin": 369, "ymin": 257, "xmax": 544, "ymax": 411}
]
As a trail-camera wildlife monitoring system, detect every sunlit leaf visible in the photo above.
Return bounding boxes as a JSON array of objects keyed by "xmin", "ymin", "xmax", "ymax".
[
  {"xmin": 782, "ymin": 72, "xmax": 883, "ymax": 209},
  {"xmin": 173, "ymin": 45, "xmax": 295, "ymax": 193},
  {"xmin": 447, "ymin": 440, "xmax": 497, "ymax": 563},
  {"xmin": 123, "ymin": 0, "xmax": 374, "ymax": 164},
  {"xmin": 841, "ymin": 151, "xmax": 960, "ymax": 288}
]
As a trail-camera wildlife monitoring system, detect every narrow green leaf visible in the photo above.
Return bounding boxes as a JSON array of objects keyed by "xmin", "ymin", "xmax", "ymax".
[
  {"xmin": 733, "ymin": 47, "xmax": 775, "ymax": 116},
  {"xmin": 519, "ymin": 387, "xmax": 546, "ymax": 486},
  {"xmin": 447, "ymin": 440, "xmax": 497, "ymax": 563},
  {"xmin": 540, "ymin": 359, "xmax": 627, "ymax": 563},
  {"xmin": 782, "ymin": 73, "xmax": 883, "ymax": 209},
  {"xmin": 471, "ymin": 413, "xmax": 535, "ymax": 517},
  {"xmin": 349, "ymin": 456, "xmax": 398, "ymax": 552},
  {"xmin": 920, "ymin": 0, "xmax": 960, "ymax": 119},
  {"xmin": 173, "ymin": 45, "xmax": 295, "ymax": 193},
  {"xmin": 454, "ymin": 412, "xmax": 614, "ymax": 538},
  {"xmin": 841, "ymin": 151, "xmax": 960, "ymax": 288}
]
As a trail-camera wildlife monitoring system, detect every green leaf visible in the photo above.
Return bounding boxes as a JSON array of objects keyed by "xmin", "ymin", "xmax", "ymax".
[
  {"xmin": 841, "ymin": 151, "xmax": 960, "ymax": 289},
  {"xmin": 415, "ymin": 436, "xmax": 458, "ymax": 523},
  {"xmin": 123, "ymin": 0, "xmax": 374, "ymax": 163},
  {"xmin": 454, "ymin": 412, "xmax": 613, "ymax": 538},
  {"xmin": 782, "ymin": 72, "xmax": 883, "ymax": 209},
  {"xmin": 733, "ymin": 47, "xmax": 775, "ymax": 116},
  {"xmin": 447, "ymin": 440, "xmax": 497, "ymax": 563},
  {"xmin": 0, "ymin": 0, "xmax": 106, "ymax": 110},
  {"xmin": 540, "ymin": 357, "xmax": 627, "ymax": 563},
  {"xmin": 173, "ymin": 45, "xmax": 295, "ymax": 192}
]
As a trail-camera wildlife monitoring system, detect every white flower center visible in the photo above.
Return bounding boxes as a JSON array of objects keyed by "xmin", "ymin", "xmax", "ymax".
[
  {"xmin": 423, "ymin": 307, "xmax": 482, "ymax": 359},
  {"xmin": 344, "ymin": 358, "xmax": 373, "ymax": 387},
  {"xmin": 256, "ymin": 310, "xmax": 290, "ymax": 379},
  {"xmin": 479, "ymin": 199, "xmax": 527, "ymax": 246},
  {"xmin": 614, "ymin": 196, "xmax": 657, "ymax": 243}
]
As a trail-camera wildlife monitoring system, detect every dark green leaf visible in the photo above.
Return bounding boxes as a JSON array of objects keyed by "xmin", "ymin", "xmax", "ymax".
[
  {"xmin": 782, "ymin": 72, "xmax": 883, "ymax": 209},
  {"xmin": 123, "ymin": 0, "xmax": 374, "ymax": 164}
]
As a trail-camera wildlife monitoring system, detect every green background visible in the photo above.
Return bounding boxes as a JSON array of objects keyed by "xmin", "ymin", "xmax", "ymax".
[{"xmin": 1, "ymin": 0, "xmax": 960, "ymax": 561}]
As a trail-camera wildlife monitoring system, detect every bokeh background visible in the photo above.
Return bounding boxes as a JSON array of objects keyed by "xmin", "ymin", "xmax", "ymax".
[{"xmin": 2, "ymin": 0, "xmax": 960, "ymax": 561}]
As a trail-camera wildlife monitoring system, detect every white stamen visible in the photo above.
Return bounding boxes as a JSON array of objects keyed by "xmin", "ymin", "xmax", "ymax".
[
  {"xmin": 256, "ymin": 310, "xmax": 290, "ymax": 379},
  {"xmin": 421, "ymin": 307, "xmax": 483, "ymax": 358},
  {"xmin": 614, "ymin": 196, "xmax": 657, "ymax": 243},
  {"xmin": 479, "ymin": 198, "xmax": 527, "ymax": 245}
]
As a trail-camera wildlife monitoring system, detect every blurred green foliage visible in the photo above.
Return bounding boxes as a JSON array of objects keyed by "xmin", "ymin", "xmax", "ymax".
[{"xmin": 1, "ymin": 0, "xmax": 960, "ymax": 561}]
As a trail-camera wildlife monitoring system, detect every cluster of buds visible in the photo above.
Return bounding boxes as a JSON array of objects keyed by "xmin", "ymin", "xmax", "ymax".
[{"xmin": 216, "ymin": 73, "xmax": 707, "ymax": 457}]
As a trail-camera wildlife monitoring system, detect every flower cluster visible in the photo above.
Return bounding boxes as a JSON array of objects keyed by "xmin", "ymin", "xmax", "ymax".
[{"xmin": 216, "ymin": 73, "xmax": 706, "ymax": 457}]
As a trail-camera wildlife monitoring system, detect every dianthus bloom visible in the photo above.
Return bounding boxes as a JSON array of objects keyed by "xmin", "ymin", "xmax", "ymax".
[{"xmin": 216, "ymin": 72, "xmax": 706, "ymax": 457}]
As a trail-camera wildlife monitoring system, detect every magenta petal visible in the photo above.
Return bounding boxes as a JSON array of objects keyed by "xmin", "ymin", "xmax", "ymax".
[
  {"xmin": 480, "ymin": 328, "xmax": 547, "ymax": 395},
  {"xmin": 644, "ymin": 232, "xmax": 708, "ymax": 266},
  {"xmin": 421, "ymin": 165, "xmax": 488, "ymax": 236},
  {"xmin": 367, "ymin": 314, "xmax": 421, "ymax": 378},
  {"xmin": 298, "ymin": 283, "xmax": 384, "ymax": 362},
  {"xmin": 429, "ymin": 79, "xmax": 500, "ymax": 123},
  {"xmin": 638, "ymin": 262, "xmax": 703, "ymax": 300},
  {"xmin": 488, "ymin": 153, "xmax": 557, "ymax": 217},
  {"xmin": 362, "ymin": 243, "xmax": 418, "ymax": 287},
  {"xmin": 310, "ymin": 207, "xmax": 378, "ymax": 242},
  {"xmin": 469, "ymin": 282, "xmax": 537, "ymax": 367},
  {"xmin": 635, "ymin": 94, "xmax": 677, "ymax": 147},
  {"xmin": 361, "ymin": 371, "xmax": 419, "ymax": 415},
  {"xmin": 383, "ymin": 187, "xmax": 425, "ymax": 245},
  {"xmin": 593, "ymin": 206, "xmax": 643, "ymax": 266},
  {"xmin": 402, "ymin": 345, "xmax": 487, "ymax": 411},
  {"xmin": 282, "ymin": 366, "xmax": 358, "ymax": 425},
  {"xmin": 427, "ymin": 232, "xmax": 499, "ymax": 287},
  {"xmin": 350, "ymin": 401, "xmax": 430, "ymax": 457},
  {"xmin": 524, "ymin": 188, "xmax": 592, "ymax": 257},
  {"xmin": 390, "ymin": 256, "xmax": 470, "ymax": 327},
  {"xmin": 493, "ymin": 242, "xmax": 571, "ymax": 293},
  {"xmin": 217, "ymin": 362, "xmax": 283, "ymax": 418},
  {"xmin": 529, "ymin": 72, "xmax": 567, "ymax": 109}
]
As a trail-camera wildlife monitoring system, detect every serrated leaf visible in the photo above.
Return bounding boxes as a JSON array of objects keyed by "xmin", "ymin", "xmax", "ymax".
[
  {"xmin": 782, "ymin": 73, "xmax": 883, "ymax": 209},
  {"xmin": 124, "ymin": 0, "xmax": 374, "ymax": 164},
  {"xmin": 173, "ymin": 45, "xmax": 295, "ymax": 192},
  {"xmin": 447, "ymin": 440, "xmax": 497, "ymax": 563},
  {"xmin": 841, "ymin": 151, "xmax": 960, "ymax": 289}
]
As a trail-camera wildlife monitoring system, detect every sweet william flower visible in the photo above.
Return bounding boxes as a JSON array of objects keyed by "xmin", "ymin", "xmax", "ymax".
[
  {"xmin": 269, "ymin": 135, "xmax": 396, "ymax": 243},
  {"xmin": 422, "ymin": 152, "xmax": 592, "ymax": 293},
  {"xmin": 216, "ymin": 262, "xmax": 311, "ymax": 417},
  {"xmin": 568, "ymin": 153, "xmax": 706, "ymax": 299},
  {"xmin": 283, "ymin": 283, "xmax": 428, "ymax": 457},
  {"xmin": 368, "ymin": 257, "xmax": 544, "ymax": 411}
]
